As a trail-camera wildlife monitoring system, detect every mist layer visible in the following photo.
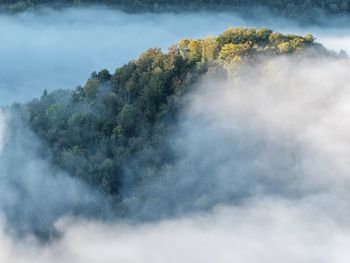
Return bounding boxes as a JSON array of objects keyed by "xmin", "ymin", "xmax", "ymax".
[
  {"xmin": 1, "ymin": 55, "xmax": 350, "ymax": 261},
  {"xmin": 0, "ymin": 7, "xmax": 350, "ymax": 106}
]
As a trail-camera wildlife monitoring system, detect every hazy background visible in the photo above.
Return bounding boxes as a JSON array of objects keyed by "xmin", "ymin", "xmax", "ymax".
[{"xmin": 0, "ymin": 7, "xmax": 350, "ymax": 106}]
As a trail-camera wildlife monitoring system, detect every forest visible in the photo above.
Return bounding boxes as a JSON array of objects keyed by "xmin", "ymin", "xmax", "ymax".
[
  {"xmin": 19, "ymin": 27, "xmax": 334, "ymax": 213},
  {"xmin": 2, "ymin": 0, "xmax": 350, "ymax": 18}
]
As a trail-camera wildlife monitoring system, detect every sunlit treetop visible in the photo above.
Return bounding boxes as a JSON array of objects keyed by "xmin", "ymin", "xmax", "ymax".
[{"xmin": 177, "ymin": 28, "xmax": 325, "ymax": 65}]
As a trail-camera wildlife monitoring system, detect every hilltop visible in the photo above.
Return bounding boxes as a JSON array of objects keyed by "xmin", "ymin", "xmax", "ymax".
[{"xmin": 20, "ymin": 27, "xmax": 333, "ymax": 209}]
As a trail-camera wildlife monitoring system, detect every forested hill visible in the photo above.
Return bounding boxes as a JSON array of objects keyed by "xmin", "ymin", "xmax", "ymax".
[
  {"xmin": 3, "ymin": 0, "xmax": 350, "ymax": 18},
  {"xmin": 22, "ymin": 28, "xmax": 333, "ymax": 213}
]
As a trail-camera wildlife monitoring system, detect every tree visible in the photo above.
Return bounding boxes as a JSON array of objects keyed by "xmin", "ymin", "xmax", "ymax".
[
  {"xmin": 117, "ymin": 104, "xmax": 137, "ymax": 136},
  {"xmin": 219, "ymin": 43, "xmax": 251, "ymax": 61},
  {"xmin": 202, "ymin": 36, "xmax": 219, "ymax": 62},
  {"xmin": 277, "ymin": 42, "xmax": 293, "ymax": 54}
]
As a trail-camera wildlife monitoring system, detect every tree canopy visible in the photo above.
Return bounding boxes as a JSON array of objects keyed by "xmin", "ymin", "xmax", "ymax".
[{"xmin": 22, "ymin": 28, "xmax": 333, "ymax": 208}]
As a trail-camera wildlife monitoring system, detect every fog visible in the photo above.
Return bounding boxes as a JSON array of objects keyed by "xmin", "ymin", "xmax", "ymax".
[
  {"xmin": 2, "ymin": 56, "xmax": 350, "ymax": 261},
  {"xmin": 121, "ymin": 56, "xmax": 350, "ymax": 220},
  {"xmin": 0, "ymin": 109, "xmax": 111, "ymax": 237},
  {"xmin": 1, "ymin": 7, "xmax": 350, "ymax": 106},
  {"xmin": 2, "ymin": 199, "xmax": 350, "ymax": 263}
]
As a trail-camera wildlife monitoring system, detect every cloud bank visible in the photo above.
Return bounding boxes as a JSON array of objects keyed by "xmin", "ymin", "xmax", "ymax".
[
  {"xmin": 2, "ymin": 198, "xmax": 350, "ymax": 263},
  {"xmin": 2, "ymin": 55, "xmax": 350, "ymax": 261},
  {"xmin": 120, "ymin": 56, "xmax": 350, "ymax": 220}
]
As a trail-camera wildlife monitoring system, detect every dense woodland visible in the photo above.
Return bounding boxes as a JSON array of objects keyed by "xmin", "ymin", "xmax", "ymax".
[
  {"xmin": 2, "ymin": 0, "xmax": 350, "ymax": 18},
  {"xmin": 20, "ymin": 28, "xmax": 333, "ymax": 209}
]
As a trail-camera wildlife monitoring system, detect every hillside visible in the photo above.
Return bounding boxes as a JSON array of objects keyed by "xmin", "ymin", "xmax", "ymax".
[
  {"xmin": 20, "ymin": 28, "xmax": 333, "ymax": 213},
  {"xmin": 2, "ymin": 0, "xmax": 350, "ymax": 19}
]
